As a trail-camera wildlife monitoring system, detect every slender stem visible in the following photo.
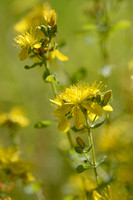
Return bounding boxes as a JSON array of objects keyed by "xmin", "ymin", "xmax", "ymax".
[
  {"xmin": 44, "ymin": 62, "xmax": 57, "ymax": 97},
  {"xmin": 88, "ymin": 130, "xmax": 98, "ymax": 186},
  {"xmin": 85, "ymin": 116, "xmax": 99, "ymax": 186},
  {"xmin": 66, "ymin": 131, "xmax": 73, "ymax": 148},
  {"xmin": 43, "ymin": 45, "xmax": 73, "ymax": 147},
  {"xmin": 83, "ymin": 151, "xmax": 93, "ymax": 166}
]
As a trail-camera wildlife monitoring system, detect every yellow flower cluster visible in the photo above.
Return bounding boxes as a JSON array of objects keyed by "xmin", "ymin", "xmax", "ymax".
[
  {"xmin": 0, "ymin": 146, "xmax": 34, "ymax": 185},
  {"xmin": 98, "ymin": 122, "xmax": 126, "ymax": 152},
  {"xmin": 0, "ymin": 107, "xmax": 29, "ymax": 128},
  {"xmin": 50, "ymin": 82, "xmax": 113, "ymax": 133},
  {"xmin": 93, "ymin": 185, "xmax": 127, "ymax": 200},
  {"xmin": 14, "ymin": 4, "xmax": 68, "ymax": 63},
  {"xmin": 14, "ymin": 4, "xmax": 56, "ymax": 33},
  {"xmin": 14, "ymin": 27, "xmax": 46, "ymax": 61}
]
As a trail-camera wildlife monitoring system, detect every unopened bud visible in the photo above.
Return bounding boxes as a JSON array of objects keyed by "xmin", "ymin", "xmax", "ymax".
[
  {"xmin": 102, "ymin": 90, "xmax": 112, "ymax": 106},
  {"xmin": 76, "ymin": 137, "xmax": 85, "ymax": 149}
]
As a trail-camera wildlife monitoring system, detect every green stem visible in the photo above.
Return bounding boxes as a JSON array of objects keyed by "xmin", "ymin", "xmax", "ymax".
[
  {"xmin": 44, "ymin": 62, "xmax": 57, "ymax": 97},
  {"xmin": 83, "ymin": 151, "xmax": 92, "ymax": 166},
  {"xmin": 88, "ymin": 130, "xmax": 98, "ymax": 186},
  {"xmin": 85, "ymin": 116, "xmax": 99, "ymax": 186},
  {"xmin": 66, "ymin": 131, "xmax": 73, "ymax": 148},
  {"xmin": 43, "ymin": 56, "xmax": 74, "ymax": 148}
]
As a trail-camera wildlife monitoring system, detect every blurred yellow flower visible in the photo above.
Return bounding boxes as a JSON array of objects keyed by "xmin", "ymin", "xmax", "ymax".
[
  {"xmin": 98, "ymin": 122, "xmax": 127, "ymax": 152},
  {"xmin": 93, "ymin": 185, "xmax": 128, "ymax": 200},
  {"xmin": 128, "ymin": 59, "xmax": 133, "ymax": 70},
  {"xmin": 14, "ymin": 3, "xmax": 56, "ymax": 33},
  {"xmin": 0, "ymin": 107, "xmax": 29, "ymax": 128},
  {"xmin": 68, "ymin": 174, "xmax": 96, "ymax": 193},
  {"xmin": 0, "ymin": 146, "xmax": 34, "ymax": 185},
  {"xmin": 93, "ymin": 190, "xmax": 102, "ymax": 200},
  {"xmin": 0, "ymin": 198, "xmax": 11, "ymax": 200},
  {"xmin": 50, "ymin": 82, "xmax": 113, "ymax": 133},
  {"xmin": 14, "ymin": 27, "xmax": 46, "ymax": 60},
  {"xmin": 0, "ymin": 146, "xmax": 19, "ymax": 165}
]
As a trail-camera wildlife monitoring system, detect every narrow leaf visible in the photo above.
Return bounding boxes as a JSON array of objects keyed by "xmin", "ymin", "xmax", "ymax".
[
  {"xmin": 96, "ymin": 155, "xmax": 107, "ymax": 167},
  {"xmin": 112, "ymin": 20, "xmax": 131, "ymax": 32},
  {"xmin": 83, "ymin": 23, "xmax": 97, "ymax": 31},
  {"xmin": 24, "ymin": 62, "xmax": 43, "ymax": 70},
  {"xmin": 91, "ymin": 115, "xmax": 109, "ymax": 129},
  {"xmin": 76, "ymin": 164, "xmax": 95, "ymax": 174},
  {"xmin": 74, "ymin": 146, "xmax": 83, "ymax": 154},
  {"xmin": 83, "ymin": 145, "xmax": 92, "ymax": 153},
  {"xmin": 34, "ymin": 121, "xmax": 56, "ymax": 128},
  {"xmin": 71, "ymin": 126, "xmax": 85, "ymax": 132},
  {"xmin": 45, "ymin": 74, "xmax": 57, "ymax": 83},
  {"xmin": 43, "ymin": 71, "xmax": 49, "ymax": 80}
]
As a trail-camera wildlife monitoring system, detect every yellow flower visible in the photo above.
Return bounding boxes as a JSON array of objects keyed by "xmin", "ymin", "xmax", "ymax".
[
  {"xmin": 44, "ymin": 9, "xmax": 56, "ymax": 27},
  {"xmin": 14, "ymin": 27, "xmax": 46, "ymax": 60},
  {"xmin": 48, "ymin": 49, "xmax": 68, "ymax": 65},
  {"xmin": 8, "ymin": 160, "xmax": 34, "ymax": 184},
  {"xmin": 0, "ymin": 107, "xmax": 29, "ymax": 128},
  {"xmin": 0, "ymin": 146, "xmax": 19, "ymax": 165},
  {"xmin": 0, "ymin": 198, "xmax": 12, "ymax": 200},
  {"xmin": 98, "ymin": 122, "xmax": 127, "ymax": 152},
  {"xmin": 50, "ymin": 82, "xmax": 113, "ymax": 133},
  {"xmin": 93, "ymin": 190, "xmax": 102, "ymax": 200},
  {"xmin": 128, "ymin": 59, "xmax": 133, "ymax": 70},
  {"xmin": 0, "ymin": 146, "xmax": 34, "ymax": 185},
  {"xmin": 14, "ymin": 4, "xmax": 56, "ymax": 33}
]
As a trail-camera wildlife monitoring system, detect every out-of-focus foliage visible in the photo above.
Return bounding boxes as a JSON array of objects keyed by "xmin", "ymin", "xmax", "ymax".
[{"xmin": 0, "ymin": 0, "xmax": 133, "ymax": 199}]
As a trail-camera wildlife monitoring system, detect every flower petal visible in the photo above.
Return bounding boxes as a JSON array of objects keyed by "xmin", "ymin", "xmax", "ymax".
[
  {"xmin": 33, "ymin": 43, "xmax": 42, "ymax": 49},
  {"xmin": 72, "ymin": 105, "xmax": 85, "ymax": 129},
  {"xmin": 53, "ymin": 104, "xmax": 73, "ymax": 117},
  {"xmin": 55, "ymin": 50, "xmax": 68, "ymax": 61},
  {"xmin": 58, "ymin": 116, "xmax": 70, "ymax": 133},
  {"xmin": 18, "ymin": 47, "xmax": 29, "ymax": 61},
  {"xmin": 103, "ymin": 105, "xmax": 113, "ymax": 111},
  {"xmin": 88, "ymin": 113, "xmax": 98, "ymax": 121},
  {"xmin": 82, "ymin": 101, "xmax": 104, "ymax": 117}
]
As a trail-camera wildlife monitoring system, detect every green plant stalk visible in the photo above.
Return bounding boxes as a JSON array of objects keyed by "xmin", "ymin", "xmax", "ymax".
[
  {"xmin": 44, "ymin": 61, "xmax": 74, "ymax": 148},
  {"xmin": 85, "ymin": 116, "xmax": 99, "ymax": 186},
  {"xmin": 88, "ymin": 129, "xmax": 98, "ymax": 186},
  {"xmin": 42, "ymin": 40, "xmax": 74, "ymax": 147},
  {"xmin": 66, "ymin": 131, "xmax": 73, "ymax": 148},
  {"xmin": 83, "ymin": 151, "xmax": 92, "ymax": 166},
  {"xmin": 44, "ymin": 62, "xmax": 57, "ymax": 97}
]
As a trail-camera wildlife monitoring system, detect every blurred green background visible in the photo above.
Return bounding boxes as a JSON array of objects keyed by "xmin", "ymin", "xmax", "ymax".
[{"xmin": 0, "ymin": 0, "xmax": 133, "ymax": 199}]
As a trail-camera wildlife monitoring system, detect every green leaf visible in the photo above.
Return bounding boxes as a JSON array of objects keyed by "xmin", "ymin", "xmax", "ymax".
[
  {"xmin": 43, "ymin": 70, "xmax": 49, "ymax": 81},
  {"xmin": 91, "ymin": 115, "xmax": 109, "ymax": 129},
  {"xmin": 74, "ymin": 146, "xmax": 83, "ymax": 154},
  {"xmin": 111, "ymin": 20, "xmax": 131, "ymax": 32},
  {"xmin": 71, "ymin": 126, "xmax": 85, "ymax": 132},
  {"xmin": 45, "ymin": 74, "xmax": 57, "ymax": 83},
  {"xmin": 76, "ymin": 164, "xmax": 95, "ymax": 174},
  {"xmin": 83, "ymin": 145, "xmax": 92, "ymax": 153},
  {"xmin": 24, "ymin": 62, "xmax": 43, "ymax": 70},
  {"xmin": 34, "ymin": 121, "xmax": 56, "ymax": 128},
  {"xmin": 96, "ymin": 155, "xmax": 107, "ymax": 167},
  {"xmin": 83, "ymin": 23, "xmax": 97, "ymax": 31}
]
